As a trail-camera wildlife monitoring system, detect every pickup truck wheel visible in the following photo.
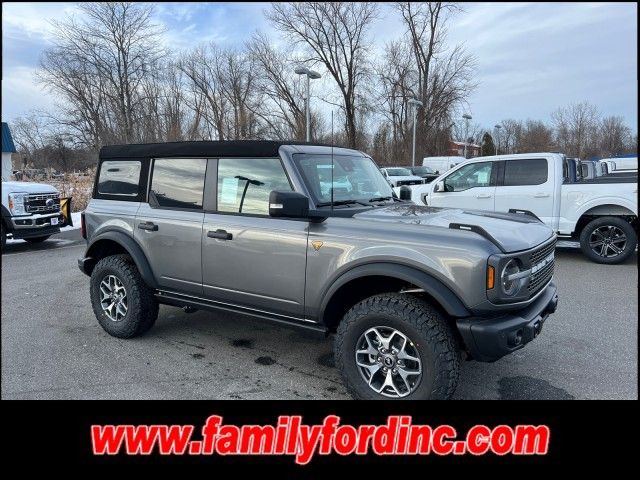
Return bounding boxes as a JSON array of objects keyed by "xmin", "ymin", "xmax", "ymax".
[
  {"xmin": 579, "ymin": 217, "xmax": 637, "ymax": 264},
  {"xmin": 334, "ymin": 293, "xmax": 460, "ymax": 400},
  {"xmin": 90, "ymin": 254, "xmax": 159, "ymax": 338},
  {"xmin": 1, "ymin": 222, "xmax": 6, "ymax": 250},
  {"xmin": 24, "ymin": 236, "xmax": 51, "ymax": 243}
]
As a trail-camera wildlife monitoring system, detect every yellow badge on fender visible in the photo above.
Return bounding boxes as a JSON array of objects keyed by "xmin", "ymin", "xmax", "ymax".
[{"xmin": 311, "ymin": 241, "xmax": 323, "ymax": 251}]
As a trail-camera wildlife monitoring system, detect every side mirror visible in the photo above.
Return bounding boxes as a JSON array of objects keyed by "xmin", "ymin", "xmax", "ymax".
[
  {"xmin": 434, "ymin": 181, "xmax": 445, "ymax": 193},
  {"xmin": 399, "ymin": 185, "xmax": 412, "ymax": 201},
  {"xmin": 269, "ymin": 191, "xmax": 309, "ymax": 218}
]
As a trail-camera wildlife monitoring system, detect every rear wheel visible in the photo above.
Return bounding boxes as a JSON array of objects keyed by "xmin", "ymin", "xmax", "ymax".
[
  {"xmin": 25, "ymin": 236, "xmax": 51, "ymax": 243},
  {"xmin": 90, "ymin": 254, "xmax": 159, "ymax": 338},
  {"xmin": 579, "ymin": 216, "xmax": 637, "ymax": 264},
  {"xmin": 334, "ymin": 293, "xmax": 460, "ymax": 400},
  {"xmin": 1, "ymin": 222, "xmax": 6, "ymax": 251}
]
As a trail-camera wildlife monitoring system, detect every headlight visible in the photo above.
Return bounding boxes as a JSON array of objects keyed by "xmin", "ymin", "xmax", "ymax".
[
  {"xmin": 501, "ymin": 259, "xmax": 522, "ymax": 296},
  {"xmin": 8, "ymin": 192, "xmax": 28, "ymax": 215}
]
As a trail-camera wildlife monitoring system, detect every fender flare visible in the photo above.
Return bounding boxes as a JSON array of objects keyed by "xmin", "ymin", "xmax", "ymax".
[
  {"xmin": 318, "ymin": 262, "xmax": 471, "ymax": 321},
  {"xmin": 83, "ymin": 230, "xmax": 158, "ymax": 289}
]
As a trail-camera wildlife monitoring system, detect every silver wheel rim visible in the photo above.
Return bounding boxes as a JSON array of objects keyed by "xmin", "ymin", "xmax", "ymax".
[
  {"xmin": 99, "ymin": 275, "xmax": 128, "ymax": 322},
  {"xmin": 589, "ymin": 226, "xmax": 627, "ymax": 258},
  {"xmin": 355, "ymin": 326, "xmax": 422, "ymax": 398}
]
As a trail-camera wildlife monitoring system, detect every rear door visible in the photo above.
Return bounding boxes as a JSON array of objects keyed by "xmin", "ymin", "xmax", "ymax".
[
  {"xmin": 493, "ymin": 158, "xmax": 555, "ymax": 225},
  {"xmin": 134, "ymin": 157, "xmax": 207, "ymax": 296},
  {"xmin": 428, "ymin": 160, "xmax": 496, "ymax": 211}
]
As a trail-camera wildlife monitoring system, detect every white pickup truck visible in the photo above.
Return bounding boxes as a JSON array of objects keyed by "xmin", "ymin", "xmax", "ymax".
[
  {"xmin": 1, "ymin": 181, "xmax": 64, "ymax": 250},
  {"xmin": 403, "ymin": 153, "xmax": 638, "ymax": 264}
]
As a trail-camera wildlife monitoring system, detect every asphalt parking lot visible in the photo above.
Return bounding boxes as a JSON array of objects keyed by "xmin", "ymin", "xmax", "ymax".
[{"xmin": 1, "ymin": 229, "xmax": 637, "ymax": 400}]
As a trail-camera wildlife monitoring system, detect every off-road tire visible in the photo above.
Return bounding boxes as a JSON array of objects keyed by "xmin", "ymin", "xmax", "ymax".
[
  {"xmin": 25, "ymin": 236, "xmax": 51, "ymax": 243},
  {"xmin": 90, "ymin": 254, "xmax": 159, "ymax": 338},
  {"xmin": 334, "ymin": 293, "xmax": 460, "ymax": 400},
  {"xmin": 579, "ymin": 216, "xmax": 637, "ymax": 264}
]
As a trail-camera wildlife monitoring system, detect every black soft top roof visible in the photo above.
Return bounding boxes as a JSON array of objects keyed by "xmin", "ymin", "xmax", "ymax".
[{"xmin": 99, "ymin": 140, "xmax": 336, "ymax": 160}]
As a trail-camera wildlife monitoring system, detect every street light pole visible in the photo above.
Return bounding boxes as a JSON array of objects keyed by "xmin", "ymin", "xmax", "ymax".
[
  {"xmin": 462, "ymin": 114, "xmax": 472, "ymax": 158},
  {"xmin": 408, "ymin": 98, "xmax": 423, "ymax": 167},
  {"xmin": 294, "ymin": 66, "xmax": 321, "ymax": 142},
  {"xmin": 494, "ymin": 124, "xmax": 502, "ymax": 155}
]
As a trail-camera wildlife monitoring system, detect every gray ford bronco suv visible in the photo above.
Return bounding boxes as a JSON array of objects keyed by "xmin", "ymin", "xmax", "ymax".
[{"xmin": 78, "ymin": 141, "xmax": 559, "ymax": 400}]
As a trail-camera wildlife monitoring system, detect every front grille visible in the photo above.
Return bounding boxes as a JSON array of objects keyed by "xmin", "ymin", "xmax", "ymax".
[
  {"xmin": 25, "ymin": 193, "xmax": 60, "ymax": 214},
  {"xmin": 527, "ymin": 239, "xmax": 556, "ymax": 294},
  {"xmin": 397, "ymin": 180, "xmax": 423, "ymax": 186}
]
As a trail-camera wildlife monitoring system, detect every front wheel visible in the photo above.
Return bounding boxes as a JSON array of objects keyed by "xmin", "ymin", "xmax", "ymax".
[
  {"xmin": 579, "ymin": 217, "xmax": 637, "ymax": 264},
  {"xmin": 25, "ymin": 236, "xmax": 51, "ymax": 243},
  {"xmin": 334, "ymin": 293, "xmax": 460, "ymax": 400}
]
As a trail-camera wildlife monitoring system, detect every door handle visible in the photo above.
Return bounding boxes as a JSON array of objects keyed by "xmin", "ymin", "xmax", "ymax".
[
  {"xmin": 476, "ymin": 193, "xmax": 492, "ymax": 198},
  {"xmin": 534, "ymin": 193, "xmax": 550, "ymax": 198},
  {"xmin": 207, "ymin": 229, "xmax": 233, "ymax": 240},
  {"xmin": 138, "ymin": 222, "xmax": 158, "ymax": 231}
]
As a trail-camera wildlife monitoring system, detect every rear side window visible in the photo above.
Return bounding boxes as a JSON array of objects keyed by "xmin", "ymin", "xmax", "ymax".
[
  {"xmin": 150, "ymin": 158, "xmax": 207, "ymax": 210},
  {"xmin": 97, "ymin": 160, "xmax": 141, "ymax": 196},
  {"xmin": 503, "ymin": 159, "xmax": 548, "ymax": 186}
]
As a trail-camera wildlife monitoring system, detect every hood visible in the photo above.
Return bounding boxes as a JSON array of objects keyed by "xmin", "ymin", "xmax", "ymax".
[
  {"xmin": 2, "ymin": 181, "xmax": 59, "ymax": 194},
  {"xmin": 353, "ymin": 204, "xmax": 554, "ymax": 253}
]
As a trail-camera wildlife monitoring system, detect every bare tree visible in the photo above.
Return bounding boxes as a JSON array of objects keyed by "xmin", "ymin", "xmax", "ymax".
[
  {"xmin": 518, "ymin": 120, "xmax": 554, "ymax": 153},
  {"xmin": 552, "ymin": 101, "xmax": 600, "ymax": 159},
  {"xmin": 248, "ymin": 33, "xmax": 306, "ymax": 139},
  {"xmin": 268, "ymin": 2, "xmax": 379, "ymax": 148},
  {"xmin": 499, "ymin": 119, "xmax": 523, "ymax": 154},
  {"xmin": 599, "ymin": 116, "xmax": 631, "ymax": 157},
  {"xmin": 38, "ymin": 2, "xmax": 164, "ymax": 146},
  {"xmin": 394, "ymin": 2, "xmax": 477, "ymax": 157}
]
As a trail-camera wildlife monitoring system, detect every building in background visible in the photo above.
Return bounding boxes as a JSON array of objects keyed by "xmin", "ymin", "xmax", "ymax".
[
  {"xmin": 447, "ymin": 140, "xmax": 481, "ymax": 158},
  {"xmin": 2, "ymin": 122, "xmax": 16, "ymax": 181}
]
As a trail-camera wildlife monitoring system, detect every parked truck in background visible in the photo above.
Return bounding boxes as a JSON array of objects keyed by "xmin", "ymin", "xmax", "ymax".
[
  {"xmin": 422, "ymin": 156, "xmax": 466, "ymax": 175},
  {"xmin": 408, "ymin": 153, "xmax": 638, "ymax": 264}
]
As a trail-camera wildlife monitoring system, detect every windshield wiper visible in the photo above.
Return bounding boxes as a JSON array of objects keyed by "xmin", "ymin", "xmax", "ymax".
[
  {"xmin": 316, "ymin": 199, "xmax": 372, "ymax": 207},
  {"xmin": 368, "ymin": 196, "xmax": 393, "ymax": 203}
]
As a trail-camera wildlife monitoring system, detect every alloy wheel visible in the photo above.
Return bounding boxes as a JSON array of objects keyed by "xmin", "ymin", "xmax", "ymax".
[
  {"xmin": 99, "ymin": 275, "xmax": 128, "ymax": 322},
  {"xmin": 355, "ymin": 326, "xmax": 422, "ymax": 398}
]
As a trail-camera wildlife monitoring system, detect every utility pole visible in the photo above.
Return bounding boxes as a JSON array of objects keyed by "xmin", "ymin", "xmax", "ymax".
[
  {"xmin": 462, "ymin": 114, "xmax": 472, "ymax": 158},
  {"xmin": 408, "ymin": 98, "xmax": 423, "ymax": 167},
  {"xmin": 294, "ymin": 66, "xmax": 321, "ymax": 141},
  {"xmin": 494, "ymin": 124, "xmax": 502, "ymax": 155}
]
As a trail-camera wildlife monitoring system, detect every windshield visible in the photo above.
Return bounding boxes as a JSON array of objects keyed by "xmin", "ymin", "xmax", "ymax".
[
  {"xmin": 385, "ymin": 167, "xmax": 413, "ymax": 176},
  {"xmin": 411, "ymin": 166, "xmax": 434, "ymax": 175},
  {"xmin": 294, "ymin": 154, "xmax": 393, "ymax": 205}
]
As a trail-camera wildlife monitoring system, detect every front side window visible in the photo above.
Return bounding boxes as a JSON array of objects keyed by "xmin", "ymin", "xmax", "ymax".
[
  {"xmin": 444, "ymin": 162, "xmax": 493, "ymax": 192},
  {"xmin": 97, "ymin": 160, "xmax": 141, "ymax": 196},
  {"xmin": 503, "ymin": 159, "xmax": 548, "ymax": 186},
  {"xmin": 150, "ymin": 158, "xmax": 207, "ymax": 209},
  {"xmin": 217, "ymin": 158, "xmax": 292, "ymax": 215},
  {"xmin": 294, "ymin": 154, "xmax": 393, "ymax": 204}
]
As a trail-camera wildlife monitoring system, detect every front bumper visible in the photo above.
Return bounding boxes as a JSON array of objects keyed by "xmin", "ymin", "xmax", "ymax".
[
  {"xmin": 9, "ymin": 212, "xmax": 63, "ymax": 230},
  {"xmin": 456, "ymin": 281, "xmax": 558, "ymax": 362}
]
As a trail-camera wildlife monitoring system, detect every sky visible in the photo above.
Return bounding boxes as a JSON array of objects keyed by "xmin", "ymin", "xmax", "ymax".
[{"xmin": 1, "ymin": 2, "xmax": 638, "ymax": 132}]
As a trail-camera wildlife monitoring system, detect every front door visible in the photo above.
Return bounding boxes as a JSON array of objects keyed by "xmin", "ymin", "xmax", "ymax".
[
  {"xmin": 134, "ymin": 157, "xmax": 207, "ymax": 296},
  {"xmin": 202, "ymin": 157, "xmax": 308, "ymax": 318},
  {"xmin": 428, "ymin": 161, "xmax": 496, "ymax": 211}
]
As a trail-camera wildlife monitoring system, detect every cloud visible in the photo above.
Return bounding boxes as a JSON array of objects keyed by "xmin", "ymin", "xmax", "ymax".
[{"xmin": 1, "ymin": 2, "xmax": 637, "ymax": 132}]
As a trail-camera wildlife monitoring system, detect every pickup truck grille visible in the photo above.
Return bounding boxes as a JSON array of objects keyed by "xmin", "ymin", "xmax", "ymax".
[
  {"xmin": 25, "ymin": 193, "xmax": 60, "ymax": 214},
  {"xmin": 397, "ymin": 180, "xmax": 423, "ymax": 186},
  {"xmin": 528, "ymin": 239, "xmax": 556, "ymax": 294}
]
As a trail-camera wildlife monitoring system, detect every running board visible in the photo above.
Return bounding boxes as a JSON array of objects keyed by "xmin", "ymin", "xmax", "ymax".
[{"xmin": 155, "ymin": 290, "xmax": 327, "ymax": 333}]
